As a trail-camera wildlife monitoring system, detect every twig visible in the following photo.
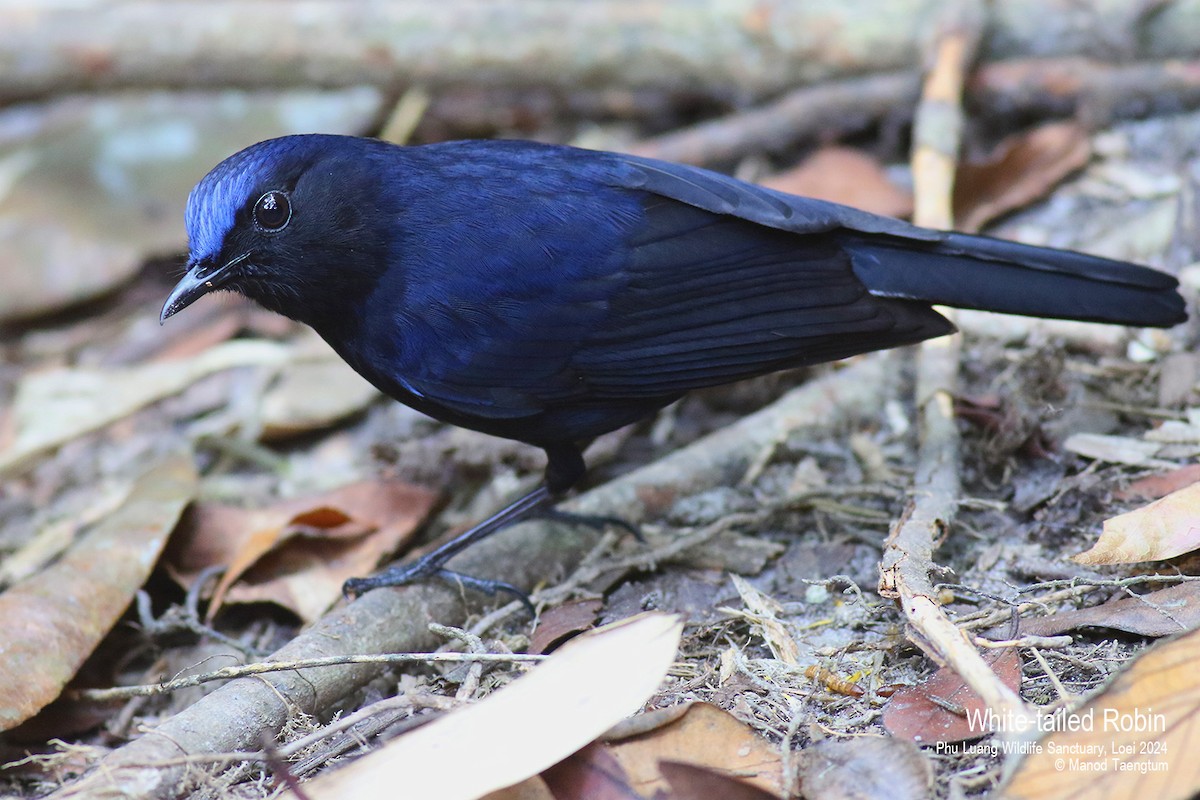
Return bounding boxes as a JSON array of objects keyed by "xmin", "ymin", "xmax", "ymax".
[
  {"xmin": 47, "ymin": 357, "xmax": 891, "ymax": 800},
  {"xmin": 878, "ymin": 0, "xmax": 1036, "ymax": 733},
  {"xmin": 71, "ymin": 652, "xmax": 544, "ymax": 702},
  {"xmin": 629, "ymin": 71, "xmax": 920, "ymax": 165}
]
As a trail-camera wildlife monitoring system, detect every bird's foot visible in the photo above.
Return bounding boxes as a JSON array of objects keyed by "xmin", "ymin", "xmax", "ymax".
[
  {"xmin": 342, "ymin": 558, "xmax": 534, "ymax": 615},
  {"xmin": 531, "ymin": 507, "xmax": 644, "ymax": 542}
]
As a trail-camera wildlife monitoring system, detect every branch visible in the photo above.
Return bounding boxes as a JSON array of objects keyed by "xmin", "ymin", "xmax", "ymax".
[
  {"xmin": 878, "ymin": 0, "xmax": 1035, "ymax": 731},
  {"xmin": 48, "ymin": 356, "xmax": 890, "ymax": 800},
  {"xmin": 2, "ymin": 1, "xmax": 1197, "ymax": 102}
]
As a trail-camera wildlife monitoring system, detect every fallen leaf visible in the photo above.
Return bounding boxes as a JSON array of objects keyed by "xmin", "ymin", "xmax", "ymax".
[
  {"xmin": 954, "ymin": 122, "xmax": 1091, "ymax": 233},
  {"xmin": 481, "ymin": 778, "xmax": 555, "ymax": 800},
  {"xmin": 798, "ymin": 736, "xmax": 932, "ymax": 800},
  {"xmin": 660, "ymin": 760, "xmax": 783, "ymax": 800},
  {"xmin": 531, "ymin": 599, "xmax": 604, "ymax": 655},
  {"xmin": 606, "ymin": 702, "xmax": 784, "ymax": 797},
  {"xmin": 541, "ymin": 742, "xmax": 638, "ymax": 800},
  {"xmin": 883, "ymin": 648, "xmax": 1022, "ymax": 744},
  {"xmin": 1117, "ymin": 464, "xmax": 1200, "ymax": 501},
  {"xmin": 1074, "ymin": 482, "xmax": 1200, "ymax": 565},
  {"xmin": 728, "ymin": 574, "xmax": 801, "ymax": 664},
  {"xmin": 259, "ymin": 334, "xmax": 380, "ymax": 439},
  {"xmin": 759, "ymin": 146, "xmax": 913, "ymax": 218},
  {"xmin": 166, "ymin": 479, "xmax": 438, "ymax": 622},
  {"xmin": 287, "ymin": 613, "xmax": 684, "ymax": 800},
  {"xmin": 0, "ymin": 453, "xmax": 197, "ymax": 732},
  {"xmin": 0, "ymin": 339, "xmax": 289, "ymax": 476},
  {"xmin": 1002, "ymin": 625, "xmax": 1200, "ymax": 799},
  {"xmin": 1062, "ymin": 433, "xmax": 1168, "ymax": 469},
  {"xmin": 1019, "ymin": 582, "xmax": 1200, "ymax": 638}
]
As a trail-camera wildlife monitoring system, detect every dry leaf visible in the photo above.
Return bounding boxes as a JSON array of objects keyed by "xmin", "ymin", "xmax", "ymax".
[
  {"xmin": 606, "ymin": 702, "xmax": 784, "ymax": 797},
  {"xmin": 1020, "ymin": 582, "xmax": 1200, "ymax": 638},
  {"xmin": 659, "ymin": 760, "xmax": 783, "ymax": 800},
  {"xmin": 798, "ymin": 736, "xmax": 932, "ymax": 800},
  {"xmin": 883, "ymin": 648, "xmax": 1023, "ymax": 744},
  {"xmin": 0, "ymin": 340, "xmax": 289, "ymax": 475},
  {"xmin": 481, "ymin": 778, "xmax": 555, "ymax": 800},
  {"xmin": 1074, "ymin": 482, "xmax": 1200, "ymax": 565},
  {"xmin": 1118, "ymin": 464, "xmax": 1200, "ymax": 501},
  {"xmin": 728, "ymin": 574, "xmax": 801, "ymax": 665},
  {"xmin": 1002, "ymin": 625, "xmax": 1200, "ymax": 799},
  {"xmin": 530, "ymin": 598, "xmax": 604, "ymax": 655},
  {"xmin": 286, "ymin": 613, "xmax": 684, "ymax": 800},
  {"xmin": 167, "ymin": 480, "xmax": 437, "ymax": 622},
  {"xmin": 259, "ymin": 334, "xmax": 380, "ymax": 439},
  {"xmin": 541, "ymin": 742, "xmax": 638, "ymax": 800},
  {"xmin": 759, "ymin": 146, "xmax": 913, "ymax": 219},
  {"xmin": 0, "ymin": 454, "xmax": 197, "ymax": 732},
  {"xmin": 1062, "ymin": 433, "xmax": 1168, "ymax": 468},
  {"xmin": 954, "ymin": 122, "xmax": 1091, "ymax": 233}
]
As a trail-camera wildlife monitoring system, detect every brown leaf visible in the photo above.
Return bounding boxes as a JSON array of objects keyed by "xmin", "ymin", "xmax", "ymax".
[
  {"xmin": 541, "ymin": 742, "xmax": 638, "ymax": 800},
  {"xmin": 482, "ymin": 778, "xmax": 556, "ymax": 800},
  {"xmin": 606, "ymin": 702, "xmax": 784, "ymax": 798},
  {"xmin": 166, "ymin": 479, "xmax": 438, "ymax": 622},
  {"xmin": 531, "ymin": 599, "xmax": 604, "ymax": 655},
  {"xmin": 0, "ymin": 454, "xmax": 197, "ymax": 732},
  {"xmin": 798, "ymin": 736, "xmax": 932, "ymax": 800},
  {"xmin": 660, "ymin": 760, "xmax": 783, "ymax": 800},
  {"xmin": 1003, "ymin": 624, "xmax": 1200, "ymax": 799},
  {"xmin": 883, "ymin": 648, "xmax": 1022, "ymax": 744},
  {"xmin": 1020, "ymin": 581, "xmax": 1200, "ymax": 638},
  {"xmin": 1074, "ymin": 482, "xmax": 1200, "ymax": 565},
  {"xmin": 1118, "ymin": 464, "xmax": 1200, "ymax": 501},
  {"xmin": 954, "ymin": 122, "xmax": 1091, "ymax": 233},
  {"xmin": 759, "ymin": 146, "xmax": 913, "ymax": 219}
]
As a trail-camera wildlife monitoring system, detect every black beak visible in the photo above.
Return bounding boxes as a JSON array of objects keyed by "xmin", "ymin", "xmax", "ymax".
[{"xmin": 160, "ymin": 256, "xmax": 239, "ymax": 324}]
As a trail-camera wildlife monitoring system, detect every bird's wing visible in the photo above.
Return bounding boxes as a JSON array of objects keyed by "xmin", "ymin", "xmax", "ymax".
[
  {"xmin": 386, "ymin": 148, "xmax": 953, "ymax": 416},
  {"xmin": 611, "ymin": 152, "xmax": 941, "ymax": 241},
  {"xmin": 567, "ymin": 197, "xmax": 952, "ymax": 398}
]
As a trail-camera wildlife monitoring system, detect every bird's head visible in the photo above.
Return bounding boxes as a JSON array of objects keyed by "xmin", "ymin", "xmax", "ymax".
[{"xmin": 161, "ymin": 134, "xmax": 394, "ymax": 328}]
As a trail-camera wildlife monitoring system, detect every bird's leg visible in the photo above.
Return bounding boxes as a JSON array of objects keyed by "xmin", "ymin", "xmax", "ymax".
[
  {"xmin": 532, "ymin": 442, "xmax": 644, "ymax": 539},
  {"xmin": 342, "ymin": 485, "xmax": 553, "ymax": 610},
  {"xmin": 342, "ymin": 443, "xmax": 588, "ymax": 613}
]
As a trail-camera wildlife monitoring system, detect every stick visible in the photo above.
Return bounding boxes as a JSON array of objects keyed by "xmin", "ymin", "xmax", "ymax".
[{"xmin": 47, "ymin": 357, "xmax": 890, "ymax": 800}]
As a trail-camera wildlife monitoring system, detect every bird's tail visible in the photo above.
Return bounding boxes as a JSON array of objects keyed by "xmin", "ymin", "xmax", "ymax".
[{"xmin": 844, "ymin": 231, "xmax": 1187, "ymax": 328}]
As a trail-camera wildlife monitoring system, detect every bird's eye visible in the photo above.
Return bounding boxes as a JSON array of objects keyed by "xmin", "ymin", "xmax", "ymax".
[{"xmin": 253, "ymin": 191, "xmax": 291, "ymax": 231}]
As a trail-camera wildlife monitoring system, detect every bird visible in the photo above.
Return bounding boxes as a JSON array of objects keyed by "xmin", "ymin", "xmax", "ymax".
[{"xmin": 161, "ymin": 133, "xmax": 1187, "ymax": 605}]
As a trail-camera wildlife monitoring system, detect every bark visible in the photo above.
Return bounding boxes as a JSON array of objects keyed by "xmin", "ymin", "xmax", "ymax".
[{"xmin": 2, "ymin": 1, "xmax": 1198, "ymax": 102}]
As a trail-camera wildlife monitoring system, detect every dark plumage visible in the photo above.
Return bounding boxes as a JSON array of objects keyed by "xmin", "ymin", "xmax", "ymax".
[{"xmin": 162, "ymin": 134, "xmax": 1187, "ymax": 601}]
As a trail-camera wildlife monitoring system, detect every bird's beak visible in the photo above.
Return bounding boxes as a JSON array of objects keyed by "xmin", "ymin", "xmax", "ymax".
[{"xmin": 160, "ymin": 255, "xmax": 239, "ymax": 324}]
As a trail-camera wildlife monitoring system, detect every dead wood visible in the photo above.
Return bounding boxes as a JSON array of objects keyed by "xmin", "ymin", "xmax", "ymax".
[
  {"xmin": 47, "ymin": 357, "xmax": 889, "ymax": 799},
  {"xmin": 1, "ymin": 1, "xmax": 1197, "ymax": 103}
]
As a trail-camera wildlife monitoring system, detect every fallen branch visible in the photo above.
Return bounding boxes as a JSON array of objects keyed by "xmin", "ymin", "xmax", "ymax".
[
  {"xmin": 878, "ymin": 1, "xmax": 1035, "ymax": 733},
  {"xmin": 628, "ymin": 71, "xmax": 921, "ymax": 165},
  {"xmin": 48, "ymin": 356, "xmax": 890, "ymax": 800},
  {"xmin": 1, "ymin": 1, "xmax": 1196, "ymax": 102}
]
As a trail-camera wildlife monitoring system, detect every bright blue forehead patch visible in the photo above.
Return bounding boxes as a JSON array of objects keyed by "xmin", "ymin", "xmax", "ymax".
[
  {"xmin": 185, "ymin": 145, "xmax": 270, "ymax": 262},
  {"xmin": 185, "ymin": 139, "xmax": 302, "ymax": 262}
]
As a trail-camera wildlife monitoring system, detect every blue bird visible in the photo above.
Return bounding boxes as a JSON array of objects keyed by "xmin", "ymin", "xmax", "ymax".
[{"xmin": 162, "ymin": 134, "xmax": 1187, "ymax": 605}]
